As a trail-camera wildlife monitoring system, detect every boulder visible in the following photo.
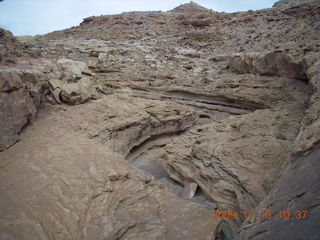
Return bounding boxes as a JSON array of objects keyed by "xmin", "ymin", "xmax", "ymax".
[
  {"xmin": 0, "ymin": 69, "xmax": 23, "ymax": 92},
  {"xmin": 57, "ymin": 58, "xmax": 93, "ymax": 80},
  {"xmin": 60, "ymin": 83, "xmax": 88, "ymax": 105},
  {"xmin": 0, "ymin": 88, "xmax": 36, "ymax": 151},
  {"xmin": 0, "ymin": 68, "xmax": 40, "ymax": 151},
  {"xmin": 59, "ymin": 78, "xmax": 99, "ymax": 105}
]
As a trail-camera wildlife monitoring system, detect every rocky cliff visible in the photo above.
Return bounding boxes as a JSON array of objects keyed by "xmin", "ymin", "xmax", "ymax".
[{"xmin": 0, "ymin": 1, "xmax": 319, "ymax": 240}]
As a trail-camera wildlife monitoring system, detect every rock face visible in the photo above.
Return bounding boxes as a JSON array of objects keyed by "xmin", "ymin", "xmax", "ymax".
[
  {"xmin": 293, "ymin": 57, "xmax": 320, "ymax": 153},
  {"xmin": 0, "ymin": 69, "xmax": 37, "ymax": 151},
  {"xmin": 238, "ymin": 147, "xmax": 320, "ymax": 240},
  {"xmin": 0, "ymin": 1, "xmax": 320, "ymax": 240},
  {"xmin": 0, "ymin": 95, "xmax": 219, "ymax": 240},
  {"xmin": 229, "ymin": 51, "xmax": 307, "ymax": 80},
  {"xmin": 163, "ymin": 104, "xmax": 308, "ymax": 224}
]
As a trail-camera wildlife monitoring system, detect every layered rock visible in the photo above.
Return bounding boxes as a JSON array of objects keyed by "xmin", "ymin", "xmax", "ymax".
[
  {"xmin": 0, "ymin": 94, "xmax": 219, "ymax": 240},
  {"xmin": 0, "ymin": 2, "xmax": 319, "ymax": 240},
  {"xmin": 0, "ymin": 69, "xmax": 37, "ymax": 151},
  {"xmin": 57, "ymin": 58, "xmax": 94, "ymax": 81},
  {"xmin": 237, "ymin": 147, "xmax": 320, "ymax": 240},
  {"xmin": 293, "ymin": 55, "xmax": 320, "ymax": 153},
  {"xmin": 163, "ymin": 107, "xmax": 305, "ymax": 218},
  {"xmin": 229, "ymin": 51, "xmax": 307, "ymax": 80}
]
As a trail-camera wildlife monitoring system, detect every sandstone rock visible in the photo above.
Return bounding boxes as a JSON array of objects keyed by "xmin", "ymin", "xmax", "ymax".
[
  {"xmin": 90, "ymin": 95, "xmax": 195, "ymax": 157},
  {"xmin": 0, "ymin": 2, "xmax": 319, "ymax": 239},
  {"xmin": 229, "ymin": 51, "xmax": 307, "ymax": 80},
  {"xmin": 48, "ymin": 79, "xmax": 64, "ymax": 104},
  {"xmin": 238, "ymin": 147, "xmax": 320, "ymax": 240},
  {"xmin": 0, "ymin": 96, "xmax": 219, "ymax": 240},
  {"xmin": 79, "ymin": 77, "xmax": 101, "ymax": 99},
  {"xmin": 0, "ymin": 67, "xmax": 42, "ymax": 151},
  {"xmin": 78, "ymin": 77, "xmax": 93, "ymax": 89},
  {"xmin": 181, "ymin": 182, "xmax": 198, "ymax": 200},
  {"xmin": 0, "ymin": 69, "xmax": 23, "ymax": 92},
  {"xmin": 20, "ymin": 69, "xmax": 40, "ymax": 84},
  {"xmin": 60, "ymin": 83, "xmax": 88, "ymax": 105},
  {"xmin": 0, "ymin": 88, "xmax": 36, "ymax": 151},
  {"xmin": 58, "ymin": 77, "xmax": 100, "ymax": 105},
  {"xmin": 57, "ymin": 58, "xmax": 93, "ymax": 80},
  {"xmin": 48, "ymin": 78, "xmax": 63, "ymax": 89},
  {"xmin": 163, "ymin": 107, "xmax": 306, "ymax": 217},
  {"xmin": 293, "ymin": 59, "xmax": 320, "ymax": 154},
  {"xmin": 52, "ymin": 88, "xmax": 62, "ymax": 104}
]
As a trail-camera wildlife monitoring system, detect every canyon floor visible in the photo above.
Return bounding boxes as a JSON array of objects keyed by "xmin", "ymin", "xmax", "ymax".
[{"xmin": 0, "ymin": 1, "xmax": 320, "ymax": 239}]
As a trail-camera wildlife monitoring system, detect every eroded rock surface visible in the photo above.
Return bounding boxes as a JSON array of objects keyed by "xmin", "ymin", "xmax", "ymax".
[
  {"xmin": 0, "ymin": 68, "xmax": 40, "ymax": 151},
  {"xmin": 229, "ymin": 51, "xmax": 307, "ymax": 80},
  {"xmin": 238, "ymin": 147, "xmax": 320, "ymax": 240},
  {"xmin": 0, "ymin": 1, "xmax": 320, "ymax": 239},
  {"xmin": 0, "ymin": 95, "xmax": 219, "ymax": 240},
  {"xmin": 293, "ymin": 56, "xmax": 320, "ymax": 154}
]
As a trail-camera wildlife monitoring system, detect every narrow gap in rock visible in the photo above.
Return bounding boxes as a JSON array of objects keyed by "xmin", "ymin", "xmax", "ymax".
[
  {"xmin": 128, "ymin": 128, "xmax": 218, "ymax": 210},
  {"xmin": 199, "ymin": 114, "xmax": 211, "ymax": 119}
]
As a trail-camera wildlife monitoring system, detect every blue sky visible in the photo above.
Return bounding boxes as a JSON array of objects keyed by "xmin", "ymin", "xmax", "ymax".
[{"xmin": 0, "ymin": 0, "xmax": 279, "ymax": 36}]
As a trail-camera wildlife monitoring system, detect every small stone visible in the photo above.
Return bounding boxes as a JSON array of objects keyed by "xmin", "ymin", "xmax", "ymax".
[{"xmin": 181, "ymin": 182, "xmax": 198, "ymax": 200}]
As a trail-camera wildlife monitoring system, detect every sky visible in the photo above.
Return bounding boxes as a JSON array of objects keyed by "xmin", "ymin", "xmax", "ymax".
[{"xmin": 0, "ymin": 0, "xmax": 279, "ymax": 36}]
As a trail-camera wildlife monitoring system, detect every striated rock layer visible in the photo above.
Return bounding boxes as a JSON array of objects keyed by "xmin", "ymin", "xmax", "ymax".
[{"xmin": 0, "ymin": 0, "xmax": 320, "ymax": 239}]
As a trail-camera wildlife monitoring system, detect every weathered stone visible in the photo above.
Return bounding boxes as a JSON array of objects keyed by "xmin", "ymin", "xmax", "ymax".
[
  {"xmin": 238, "ymin": 147, "xmax": 320, "ymax": 240},
  {"xmin": 293, "ymin": 59, "xmax": 320, "ymax": 154},
  {"xmin": 0, "ymin": 69, "xmax": 23, "ymax": 92},
  {"xmin": 0, "ymin": 2, "xmax": 319, "ymax": 239},
  {"xmin": 164, "ymin": 105, "xmax": 308, "ymax": 216},
  {"xmin": 48, "ymin": 78, "xmax": 63, "ymax": 89},
  {"xmin": 57, "ymin": 58, "xmax": 93, "ymax": 80},
  {"xmin": 0, "ymin": 95, "xmax": 219, "ymax": 240},
  {"xmin": 181, "ymin": 182, "xmax": 198, "ymax": 200},
  {"xmin": 60, "ymin": 83, "xmax": 88, "ymax": 105},
  {"xmin": 229, "ymin": 51, "xmax": 307, "ymax": 80},
  {"xmin": 52, "ymin": 88, "xmax": 61, "ymax": 104},
  {"xmin": 21, "ymin": 70, "xmax": 39, "ymax": 84},
  {"xmin": 0, "ymin": 88, "xmax": 36, "ymax": 151}
]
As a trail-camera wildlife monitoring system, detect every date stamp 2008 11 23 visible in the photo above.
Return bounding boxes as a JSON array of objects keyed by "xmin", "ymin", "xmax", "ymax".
[{"xmin": 210, "ymin": 210, "xmax": 308, "ymax": 221}]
